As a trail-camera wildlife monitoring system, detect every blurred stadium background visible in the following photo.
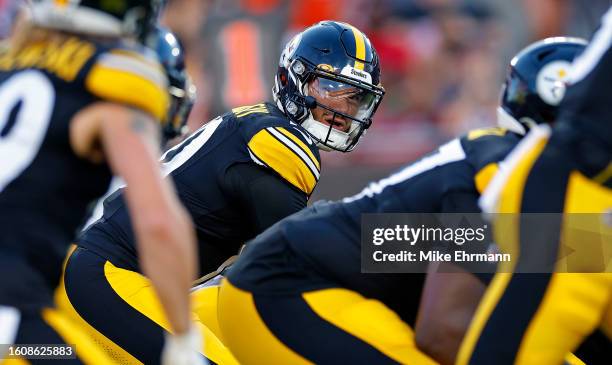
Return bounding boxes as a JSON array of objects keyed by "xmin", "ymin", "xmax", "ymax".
[{"xmin": 1, "ymin": 0, "xmax": 609, "ymax": 199}]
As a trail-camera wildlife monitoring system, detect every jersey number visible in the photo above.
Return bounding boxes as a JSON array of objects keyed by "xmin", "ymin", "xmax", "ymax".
[{"xmin": 0, "ymin": 71, "xmax": 55, "ymax": 191}]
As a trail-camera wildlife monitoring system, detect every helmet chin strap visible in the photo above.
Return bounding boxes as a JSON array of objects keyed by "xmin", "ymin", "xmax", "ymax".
[{"xmin": 497, "ymin": 106, "xmax": 527, "ymax": 135}]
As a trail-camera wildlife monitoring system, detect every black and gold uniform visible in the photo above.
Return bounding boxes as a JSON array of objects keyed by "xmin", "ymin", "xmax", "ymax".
[
  {"xmin": 219, "ymin": 128, "xmax": 521, "ymax": 365},
  {"xmin": 457, "ymin": 9, "xmax": 612, "ymax": 365},
  {"xmin": 59, "ymin": 102, "xmax": 321, "ymax": 365},
  {"xmin": 0, "ymin": 34, "xmax": 168, "ymax": 364}
]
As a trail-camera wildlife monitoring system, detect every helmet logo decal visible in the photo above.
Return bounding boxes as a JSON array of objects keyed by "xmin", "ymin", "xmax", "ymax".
[
  {"xmin": 341, "ymin": 65, "xmax": 372, "ymax": 84},
  {"xmin": 536, "ymin": 60, "xmax": 572, "ymax": 105},
  {"xmin": 317, "ymin": 64, "xmax": 335, "ymax": 72}
]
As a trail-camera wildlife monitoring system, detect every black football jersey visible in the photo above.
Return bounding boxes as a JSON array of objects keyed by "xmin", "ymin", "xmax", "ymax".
[
  {"xmin": 555, "ymin": 16, "xmax": 612, "ymax": 182},
  {"xmin": 0, "ymin": 36, "xmax": 169, "ymax": 309},
  {"xmin": 79, "ymin": 102, "xmax": 322, "ymax": 275},
  {"xmin": 229, "ymin": 128, "xmax": 522, "ymax": 324}
]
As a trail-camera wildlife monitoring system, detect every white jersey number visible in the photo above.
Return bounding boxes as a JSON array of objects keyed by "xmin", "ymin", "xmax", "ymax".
[{"xmin": 0, "ymin": 71, "xmax": 55, "ymax": 192}]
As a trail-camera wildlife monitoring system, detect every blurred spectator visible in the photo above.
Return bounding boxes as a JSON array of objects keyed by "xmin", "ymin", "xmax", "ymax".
[{"xmin": 198, "ymin": 0, "xmax": 288, "ymax": 120}]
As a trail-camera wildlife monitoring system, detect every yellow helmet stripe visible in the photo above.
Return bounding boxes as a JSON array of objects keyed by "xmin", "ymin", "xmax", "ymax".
[{"xmin": 348, "ymin": 25, "xmax": 366, "ymax": 70}]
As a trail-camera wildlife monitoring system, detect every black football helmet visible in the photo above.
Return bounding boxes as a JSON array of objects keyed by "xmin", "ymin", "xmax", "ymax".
[
  {"xmin": 273, "ymin": 20, "xmax": 385, "ymax": 152},
  {"xmin": 153, "ymin": 26, "xmax": 196, "ymax": 139},
  {"xmin": 498, "ymin": 37, "xmax": 587, "ymax": 134},
  {"xmin": 29, "ymin": 0, "xmax": 165, "ymax": 41}
]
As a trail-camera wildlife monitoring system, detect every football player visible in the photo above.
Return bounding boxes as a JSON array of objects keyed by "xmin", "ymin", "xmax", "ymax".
[
  {"xmin": 0, "ymin": 1, "xmax": 200, "ymax": 364},
  {"xmin": 59, "ymin": 20, "xmax": 385, "ymax": 365},
  {"xmin": 457, "ymin": 7, "xmax": 612, "ymax": 365},
  {"xmin": 215, "ymin": 38, "xmax": 586, "ymax": 364},
  {"xmin": 415, "ymin": 37, "xmax": 588, "ymax": 365}
]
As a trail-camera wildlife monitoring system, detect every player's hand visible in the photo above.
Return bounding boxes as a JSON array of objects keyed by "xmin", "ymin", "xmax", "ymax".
[{"xmin": 161, "ymin": 325, "xmax": 208, "ymax": 365}]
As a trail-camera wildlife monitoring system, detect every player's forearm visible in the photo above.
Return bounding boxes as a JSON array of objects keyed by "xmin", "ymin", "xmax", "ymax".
[
  {"xmin": 415, "ymin": 263, "xmax": 485, "ymax": 365},
  {"xmin": 135, "ymin": 199, "xmax": 198, "ymax": 334},
  {"xmin": 101, "ymin": 107, "xmax": 198, "ymax": 334}
]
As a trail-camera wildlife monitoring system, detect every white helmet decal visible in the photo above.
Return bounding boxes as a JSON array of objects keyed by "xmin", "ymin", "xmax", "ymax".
[{"xmin": 536, "ymin": 60, "xmax": 572, "ymax": 105}]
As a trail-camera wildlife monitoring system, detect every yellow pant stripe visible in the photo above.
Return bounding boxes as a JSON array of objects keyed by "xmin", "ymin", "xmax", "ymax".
[
  {"xmin": 218, "ymin": 280, "xmax": 313, "ymax": 365},
  {"xmin": 191, "ymin": 285, "xmax": 224, "ymax": 342},
  {"xmin": 103, "ymin": 261, "xmax": 171, "ymax": 330},
  {"xmin": 41, "ymin": 307, "xmax": 117, "ymax": 365},
  {"xmin": 55, "ymin": 265, "xmax": 142, "ymax": 364},
  {"xmin": 516, "ymin": 274, "xmax": 612, "ymax": 364},
  {"xmin": 0, "ymin": 358, "xmax": 30, "ymax": 365},
  {"xmin": 302, "ymin": 288, "xmax": 437, "ymax": 365},
  {"xmin": 103, "ymin": 262, "xmax": 238, "ymax": 365}
]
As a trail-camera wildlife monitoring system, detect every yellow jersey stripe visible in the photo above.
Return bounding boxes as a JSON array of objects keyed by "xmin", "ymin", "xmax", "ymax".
[
  {"xmin": 109, "ymin": 49, "xmax": 164, "ymax": 72},
  {"xmin": 273, "ymin": 127, "xmax": 320, "ymax": 171},
  {"xmin": 97, "ymin": 53, "xmax": 167, "ymax": 88},
  {"xmin": 265, "ymin": 128, "xmax": 320, "ymax": 180},
  {"xmin": 248, "ymin": 130, "xmax": 318, "ymax": 194},
  {"xmin": 474, "ymin": 163, "xmax": 499, "ymax": 194},
  {"xmin": 349, "ymin": 25, "xmax": 366, "ymax": 70},
  {"xmin": 86, "ymin": 65, "xmax": 169, "ymax": 120}
]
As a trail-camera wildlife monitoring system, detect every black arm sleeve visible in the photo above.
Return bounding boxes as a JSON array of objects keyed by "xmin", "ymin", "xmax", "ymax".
[{"xmin": 222, "ymin": 163, "xmax": 308, "ymax": 232}]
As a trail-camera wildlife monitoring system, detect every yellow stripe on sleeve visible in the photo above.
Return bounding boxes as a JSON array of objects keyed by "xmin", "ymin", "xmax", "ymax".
[
  {"xmin": 248, "ymin": 129, "xmax": 318, "ymax": 194},
  {"xmin": 85, "ymin": 64, "xmax": 169, "ymax": 121},
  {"xmin": 275, "ymin": 127, "xmax": 320, "ymax": 171}
]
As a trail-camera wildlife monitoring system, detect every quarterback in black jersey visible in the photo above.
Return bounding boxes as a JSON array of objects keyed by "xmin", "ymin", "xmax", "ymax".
[
  {"xmin": 0, "ymin": 1, "xmax": 200, "ymax": 365},
  {"xmin": 60, "ymin": 21, "xmax": 385, "ymax": 365},
  {"xmin": 216, "ymin": 38, "xmax": 587, "ymax": 365},
  {"xmin": 458, "ymin": 8, "xmax": 612, "ymax": 365}
]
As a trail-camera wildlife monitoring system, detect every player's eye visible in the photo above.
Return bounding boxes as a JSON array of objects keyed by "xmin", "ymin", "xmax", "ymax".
[{"xmin": 348, "ymin": 92, "xmax": 364, "ymax": 102}]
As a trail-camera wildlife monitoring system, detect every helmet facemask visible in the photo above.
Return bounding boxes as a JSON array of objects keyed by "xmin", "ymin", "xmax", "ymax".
[{"xmin": 277, "ymin": 58, "xmax": 384, "ymax": 152}]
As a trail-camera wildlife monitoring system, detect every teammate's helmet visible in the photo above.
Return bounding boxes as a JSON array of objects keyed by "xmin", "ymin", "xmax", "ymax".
[
  {"xmin": 153, "ymin": 26, "xmax": 196, "ymax": 139},
  {"xmin": 498, "ymin": 37, "xmax": 587, "ymax": 135},
  {"xmin": 28, "ymin": 0, "xmax": 165, "ymax": 40},
  {"xmin": 273, "ymin": 21, "xmax": 385, "ymax": 152}
]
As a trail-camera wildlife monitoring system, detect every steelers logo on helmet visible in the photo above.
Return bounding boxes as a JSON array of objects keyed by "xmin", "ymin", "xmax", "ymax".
[
  {"xmin": 497, "ymin": 37, "xmax": 587, "ymax": 135},
  {"xmin": 535, "ymin": 60, "xmax": 572, "ymax": 106},
  {"xmin": 272, "ymin": 20, "xmax": 385, "ymax": 152}
]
